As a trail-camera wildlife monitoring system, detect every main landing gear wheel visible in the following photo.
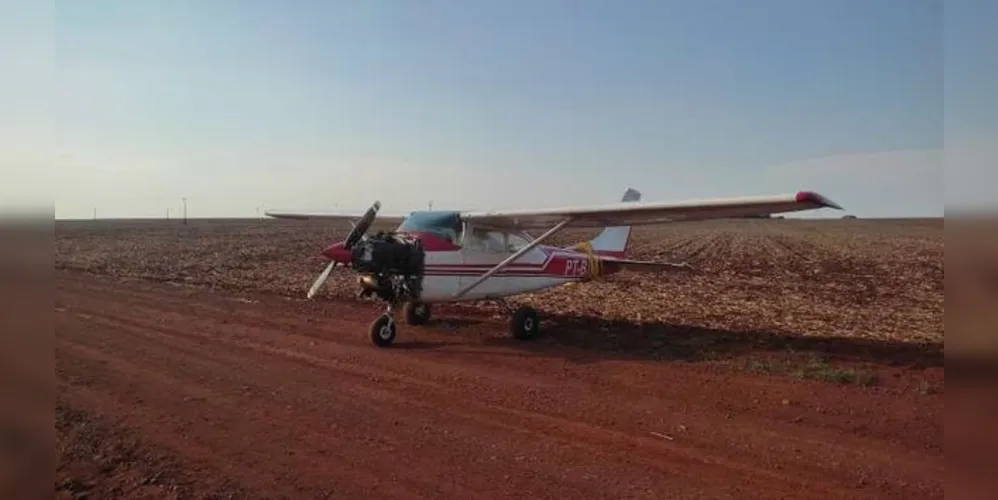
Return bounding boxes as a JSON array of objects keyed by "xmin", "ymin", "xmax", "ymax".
[
  {"xmin": 403, "ymin": 301, "xmax": 431, "ymax": 326},
  {"xmin": 369, "ymin": 314, "xmax": 396, "ymax": 347},
  {"xmin": 509, "ymin": 305, "xmax": 540, "ymax": 340}
]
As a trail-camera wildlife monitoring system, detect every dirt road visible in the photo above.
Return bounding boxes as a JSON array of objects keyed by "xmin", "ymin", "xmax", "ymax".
[{"xmin": 55, "ymin": 271, "xmax": 943, "ymax": 499}]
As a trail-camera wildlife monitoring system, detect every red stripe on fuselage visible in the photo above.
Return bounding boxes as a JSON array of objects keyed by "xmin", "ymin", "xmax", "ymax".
[
  {"xmin": 394, "ymin": 231, "xmax": 626, "ymax": 278},
  {"xmin": 423, "ymin": 274, "xmax": 576, "ymax": 278},
  {"xmin": 423, "ymin": 254, "xmax": 623, "ymax": 278}
]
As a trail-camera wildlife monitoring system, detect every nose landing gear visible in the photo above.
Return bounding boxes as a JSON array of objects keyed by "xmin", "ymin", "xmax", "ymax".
[
  {"xmin": 367, "ymin": 301, "xmax": 431, "ymax": 347},
  {"xmin": 369, "ymin": 305, "xmax": 398, "ymax": 347}
]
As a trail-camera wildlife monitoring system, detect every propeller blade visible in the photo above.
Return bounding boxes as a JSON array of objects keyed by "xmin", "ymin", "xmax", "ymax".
[
  {"xmin": 306, "ymin": 261, "xmax": 336, "ymax": 299},
  {"xmin": 343, "ymin": 201, "xmax": 381, "ymax": 249}
]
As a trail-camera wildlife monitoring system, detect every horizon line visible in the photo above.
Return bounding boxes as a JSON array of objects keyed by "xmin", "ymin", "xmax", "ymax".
[{"xmin": 53, "ymin": 215, "xmax": 944, "ymax": 222}]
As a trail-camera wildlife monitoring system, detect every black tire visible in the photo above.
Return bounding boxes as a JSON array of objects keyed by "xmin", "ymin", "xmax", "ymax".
[
  {"xmin": 509, "ymin": 306, "xmax": 540, "ymax": 340},
  {"xmin": 369, "ymin": 314, "xmax": 396, "ymax": 347},
  {"xmin": 403, "ymin": 301, "xmax": 431, "ymax": 326}
]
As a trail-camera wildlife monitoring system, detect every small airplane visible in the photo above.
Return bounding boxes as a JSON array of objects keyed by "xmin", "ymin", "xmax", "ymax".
[{"xmin": 266, "ymin": 188, "xmax": 842, "ymax": 347}]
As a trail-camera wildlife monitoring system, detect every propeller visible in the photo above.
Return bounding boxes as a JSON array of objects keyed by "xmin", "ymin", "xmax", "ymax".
[
  {"xmin": 305, "ymin": 200, "xmax": 382, "ymax": 300},
  {"xmin": 344, "ymin": 201, "xmax": 381, "ymax": 249},
  {"xmin": 307, "ymin": 261, "xmax": 336, "ymax": 300}
]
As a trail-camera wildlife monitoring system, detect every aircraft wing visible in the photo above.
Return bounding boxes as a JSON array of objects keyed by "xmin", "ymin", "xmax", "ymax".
[
  {"xmin": 264, "ymin": 210, "xmax": 407, "ymax": 221},
  {"xmin": 459, "ymin": 191, "xmax": 842, "ymax": 230}
]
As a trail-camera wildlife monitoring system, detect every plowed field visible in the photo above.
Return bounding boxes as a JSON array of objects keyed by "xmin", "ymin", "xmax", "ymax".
[{"xmin": 53, "ymin": 218, "xmax": 945, "ymax": 499}]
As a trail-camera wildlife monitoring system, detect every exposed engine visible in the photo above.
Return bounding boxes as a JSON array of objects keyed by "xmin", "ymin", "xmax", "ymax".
[{"xmin": 350, "ymin": 231, "xmax": 426, "ymax": 304}]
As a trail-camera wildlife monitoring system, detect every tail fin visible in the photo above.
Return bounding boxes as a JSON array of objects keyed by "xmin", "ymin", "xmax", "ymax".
[{"xmin": 584, "ymin": 187, "xmax": 641, "ymax": 258}]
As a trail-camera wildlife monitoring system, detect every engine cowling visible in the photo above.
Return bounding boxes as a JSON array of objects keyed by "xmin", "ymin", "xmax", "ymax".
[{"xmin": 350, "ymin": 231, "xmax": 426, "ymax": 304}]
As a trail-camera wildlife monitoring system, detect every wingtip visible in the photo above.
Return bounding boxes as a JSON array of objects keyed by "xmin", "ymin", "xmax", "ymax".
[
  {"xmin": 795, "ymin": 190, "xmax": 843, "ymax": 210},
  {"xmin": 263, "ymin": 211, "xmax": 309, "ymax": 220}
]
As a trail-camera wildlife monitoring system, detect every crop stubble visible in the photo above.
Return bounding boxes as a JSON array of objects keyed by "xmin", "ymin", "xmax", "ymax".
[{"xmin": 55, "ymin": 217, "xmax": 943, "ymax": 343}]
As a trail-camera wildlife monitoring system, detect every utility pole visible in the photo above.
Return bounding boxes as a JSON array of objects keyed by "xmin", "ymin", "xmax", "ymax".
[
  {"xmin": 181, "ymin": 197, "xmax": 188, "ymax": 225},
  {"xmin": 428, "ymin": 200, "xmax": 433, "ymax": 211}
]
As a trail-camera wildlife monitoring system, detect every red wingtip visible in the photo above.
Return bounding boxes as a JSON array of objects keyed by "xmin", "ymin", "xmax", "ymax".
[{"xmin": 795, "ymin": 190, "xmax": 842, "ymax": 210}]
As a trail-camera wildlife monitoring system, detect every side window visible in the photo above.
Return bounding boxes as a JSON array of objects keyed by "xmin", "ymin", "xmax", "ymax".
[
  {"xmin": 466, "ymin": 229, "xmax": 506, "ymax": 253},
  {"xmin": 484, "ymin": 231, "xmax": 506, "ymax": 253},
  {"xmin": 506, "ymin": 233, "xmax": 530, "ymax": 252}
]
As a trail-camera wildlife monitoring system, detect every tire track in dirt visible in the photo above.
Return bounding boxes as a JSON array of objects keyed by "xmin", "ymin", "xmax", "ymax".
[
  {"xmin": 61, "ymin": 309, "xmax": 879, "ymax": 500},
  {"xmin": 64, "ymin": 289, "xmax": 942, "ymax": 470},
  {"xmin": 57, "ymin": 338, "xmax": 483, "ymax": 500},
  {"xmin": 56, "ymin": 294, "xmax": 819, "ymax": 498},
  {"xmin": 60, "ymin": 272, "xmax": 936, "ymax": 494},
  {"xmin": 62, "ymin": 274, "xmax": 942, "ymax": 436},
  {"xmin": 55, "ymin": 271, "xmax": 943, "ymax": 499},
  {"xmin": 59, "ymin": 272, "xmax": 942, "ymax": 455},
  {"xmin": 57, "ymin": 296, "xmax": 740, "ymax": 498},
  {"xmin": 58, "ymin": 321, "xmax": 624, "ymax": 499}
]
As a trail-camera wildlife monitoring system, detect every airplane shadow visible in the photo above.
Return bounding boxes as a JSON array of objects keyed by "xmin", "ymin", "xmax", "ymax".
[
  {"xmin": 453, "ymin": 312, "xmax": 943, "ymax": 369},
  {"xmin": 392, "ymin": 339, "xmax": 459, "ymax": 350},
  {"xmin": 424, "ymin": 317, "xmax": 482, "ymax": 329}
]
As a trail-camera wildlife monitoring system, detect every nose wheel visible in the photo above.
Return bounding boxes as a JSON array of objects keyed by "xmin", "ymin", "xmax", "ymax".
[
  {"xmin": 369, "ymin": 307, "xmax": 398, "ymax": 347},
  {"xmin": 367, "ymin": 301, "xmax": 430, "ymax": 348}
]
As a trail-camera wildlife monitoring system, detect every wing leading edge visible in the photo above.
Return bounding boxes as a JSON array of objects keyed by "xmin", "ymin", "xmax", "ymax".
[
  {"xmin": 460, "ymin": 190, "xmax": 842, "ymax": 231},
  {"xmin": 264, "ymin": 210, "xmax": 407, "ymax": 221},
  {"xmin": 265, "ymin": 190, "xmax": 841, "ymax": 229}
]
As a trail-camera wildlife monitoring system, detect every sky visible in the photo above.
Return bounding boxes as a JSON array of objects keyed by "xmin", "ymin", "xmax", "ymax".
[{"xmin": 0, "ymin": 0, "xmax": 993, "ymax": 219}]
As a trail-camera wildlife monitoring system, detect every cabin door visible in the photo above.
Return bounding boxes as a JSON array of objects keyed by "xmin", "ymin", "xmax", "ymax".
[{"xmin": 458, "ymin": 226, "xmax": 510, "ymax": 299}]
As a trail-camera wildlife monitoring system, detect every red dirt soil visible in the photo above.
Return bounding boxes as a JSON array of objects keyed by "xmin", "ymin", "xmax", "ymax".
[{"xmin": 55, "ymin": 270, "xmax": 943, "ymax": 499}]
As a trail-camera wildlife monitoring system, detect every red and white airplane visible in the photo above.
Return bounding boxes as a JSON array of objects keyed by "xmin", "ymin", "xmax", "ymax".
[{"xmin": 266, "ymin": 188, "xmax": 841, "ymax": 347}]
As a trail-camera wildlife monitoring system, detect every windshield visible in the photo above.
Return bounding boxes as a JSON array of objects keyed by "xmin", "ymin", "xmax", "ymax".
[{"xmin": 397, "ymin": 211, "xmax": 463, "ymax": 243}]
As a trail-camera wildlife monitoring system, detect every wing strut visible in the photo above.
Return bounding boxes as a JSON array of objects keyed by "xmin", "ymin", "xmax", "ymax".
[{"xmin": 452, "ymin": 218, "xmax": 573, "ymax": 299}]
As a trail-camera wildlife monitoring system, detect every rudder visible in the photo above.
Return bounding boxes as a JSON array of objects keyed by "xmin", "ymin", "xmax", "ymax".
[{"xmin": 587, "ymin": 187, "xmax": 640, "ymax": 257}]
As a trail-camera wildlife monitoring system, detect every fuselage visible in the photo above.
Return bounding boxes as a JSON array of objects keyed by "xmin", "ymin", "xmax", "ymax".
[
  {"xmin": 321, "ymin": 210, "xmax": 624, "ymax": 303},
  {"xmin": 411, "ymin": 236, "xmax": 609, "ymax": 303}
]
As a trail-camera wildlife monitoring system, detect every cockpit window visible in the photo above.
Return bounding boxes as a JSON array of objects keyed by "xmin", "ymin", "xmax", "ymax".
[
  {"xmin": 464, "ymin": 227, "xmax": 507, "ymax": 253},
  {"xmin": 507, "ymin": 232, "xmax": 531, "ymax": 251},
  {"xmin": 397, "ymin": 211, "xmax": 463, "ymax": 243}
]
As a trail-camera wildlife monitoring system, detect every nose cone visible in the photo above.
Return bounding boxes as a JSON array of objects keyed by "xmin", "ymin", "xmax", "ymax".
[{"xmin": 321, "ymin": 242, "xmax": 352, "ymax": 265}]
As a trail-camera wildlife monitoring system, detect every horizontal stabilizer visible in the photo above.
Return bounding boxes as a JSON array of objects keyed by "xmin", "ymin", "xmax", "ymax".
[{"xmin": 602, "ymin": 257, "xmax": 693, "ymax": 273}]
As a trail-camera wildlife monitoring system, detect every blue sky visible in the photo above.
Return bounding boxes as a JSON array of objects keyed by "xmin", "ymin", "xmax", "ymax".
[{"xmin": 2, "ymin": 0, "xmax": 992, "ymax": 218}]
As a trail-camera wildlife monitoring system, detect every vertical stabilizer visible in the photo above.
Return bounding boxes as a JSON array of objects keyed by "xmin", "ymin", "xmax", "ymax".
[{"xmin": 583, "ymin": 188, "xmax": 641, "ymax": 257}]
